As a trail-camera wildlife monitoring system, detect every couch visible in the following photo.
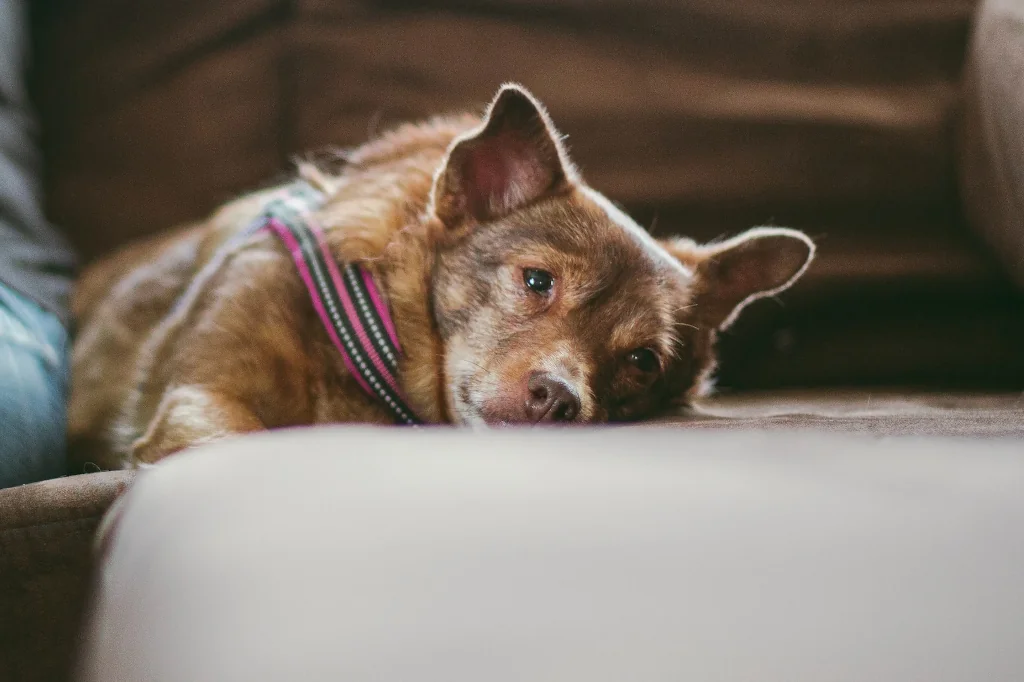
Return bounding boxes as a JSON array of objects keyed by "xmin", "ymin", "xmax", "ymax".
[{"xmin": 2, "ymin": 0, "xmax": 1022, "ymax": 680}]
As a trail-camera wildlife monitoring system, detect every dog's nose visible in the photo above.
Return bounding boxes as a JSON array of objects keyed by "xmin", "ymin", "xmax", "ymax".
[{"xmin": 525, "ymin": 373, "xmax": 580, "ymax": 423}]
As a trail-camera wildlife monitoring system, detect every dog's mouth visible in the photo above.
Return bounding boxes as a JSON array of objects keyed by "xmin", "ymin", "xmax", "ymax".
[
  {"xmin": 445, "ymin": 341, "xmax": 591, "ymax": 426},
  {"xmin": 451, "ymin": 375, "xmax": 587, "ymax": 427},
  {"xmin": 452, "ymin": 380, "xmax": 515, "ymax": 427}
]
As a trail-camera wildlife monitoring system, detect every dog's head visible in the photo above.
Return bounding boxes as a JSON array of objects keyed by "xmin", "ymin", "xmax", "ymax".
[{"xmin": 428, "ymin": 84, "xmax": 814, "ymax": 426}]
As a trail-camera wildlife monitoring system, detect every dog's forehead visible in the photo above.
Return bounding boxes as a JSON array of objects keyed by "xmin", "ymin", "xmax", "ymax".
[
  {"xmin": 574, "ymin": 187, "xmax": 693, "ymax": 280},
  {"xmin": 563, "ymin": 189, "xmax": 695, "ymax": 349},
  {"xmin": 496, "ymin": 187, "xmax": 692, "ymax": 284},
  {"xmin": 497, "ymin": 190, "xmax": 692, "ymax": 345}
]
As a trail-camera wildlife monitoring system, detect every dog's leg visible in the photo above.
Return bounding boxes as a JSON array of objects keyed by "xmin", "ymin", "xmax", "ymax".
[{"xmin": 131, "ymin": 385, "xmax": 264, "ymax": 465}]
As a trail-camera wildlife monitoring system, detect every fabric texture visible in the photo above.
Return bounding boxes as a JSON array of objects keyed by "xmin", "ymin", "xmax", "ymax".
[
  {"xmin": 960, "ymin": 0, "xmax": 1024, "ymax": 288},
  {"xmin": 77, "ymin": 428, "xmax": 1024, "ymax": 682},
  {"xmin": 0, "ymin": 282, "xmax": 69, "ymax": 488},
  {"xmin": 0, "ymin": 0, "xmax": 75, "ymax": 323},
  {"xmin": 0, "ymin": 470, "xmax": 134, "ymax": 682},
  {"xmin": 657, "ymin": 389, "xmax": 1024, "ymax": 438}
]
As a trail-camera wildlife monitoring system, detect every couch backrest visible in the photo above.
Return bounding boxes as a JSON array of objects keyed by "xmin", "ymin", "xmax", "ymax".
[{"xmin": 31, "ymin": 0, "xmax": 978, "ymax": 262}]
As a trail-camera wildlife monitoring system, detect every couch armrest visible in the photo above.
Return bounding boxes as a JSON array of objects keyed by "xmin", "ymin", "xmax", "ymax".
[
  {"xmin": 0, "ymin": 471, "xmax": 134, "ymax": 682},
  {"xmin": 960, "ymin": 0, "xmax": 1024, "ymax": 289}
]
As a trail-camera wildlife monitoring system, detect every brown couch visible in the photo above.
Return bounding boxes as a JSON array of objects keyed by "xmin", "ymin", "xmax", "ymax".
[{"xmin": 3, "ymin": 1, "xmax": 1023, "ymax": 680}]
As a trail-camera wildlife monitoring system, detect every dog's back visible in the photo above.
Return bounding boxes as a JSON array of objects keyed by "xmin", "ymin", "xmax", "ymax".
[
  {"xmin": 68, "ymin": 115, "xmax": 476, "ymax": 469},
  {"xmin": 69, "ymin": 212, "xmax": 240, "ymax": 469}
]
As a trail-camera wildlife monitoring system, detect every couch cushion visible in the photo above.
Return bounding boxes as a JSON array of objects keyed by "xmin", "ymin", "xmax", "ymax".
[
  {"xmin": 78, "ymin": 426, "xmax": 1024, "ymax": 681},
  {"xmin": 32, "ymin": 0, "xmax": 976, "ymax": 260},
  {"xmin": 31, "ymin": 0, "xmax": 284, "ymax": 262},
  {"xmin": 293, "ymin": 0, "xmax": 973, "ymax": 207},
  {"xmin": 674, "ymin": 389, "xmax": 1024, "ymax": 437},
  {"xmin": 960, "ymin": 0, "xmax": 1024, "ymax": 288}
]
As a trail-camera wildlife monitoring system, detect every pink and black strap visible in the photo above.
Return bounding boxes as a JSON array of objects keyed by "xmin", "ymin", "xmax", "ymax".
[{"xmin": 238, "ymin": 181, "xmax": 422, "ymax": 425}]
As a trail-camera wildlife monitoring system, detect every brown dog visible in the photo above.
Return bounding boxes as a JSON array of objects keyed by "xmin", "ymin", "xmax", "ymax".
[{"xmin": 69, "ymin": 84, "xmax": 814, "ymax": 469}]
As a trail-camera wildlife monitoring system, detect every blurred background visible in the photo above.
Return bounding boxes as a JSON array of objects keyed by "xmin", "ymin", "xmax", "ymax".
[{"xmin": 28, "ymin": 0, "xmax": 1024, "ymax": 391}]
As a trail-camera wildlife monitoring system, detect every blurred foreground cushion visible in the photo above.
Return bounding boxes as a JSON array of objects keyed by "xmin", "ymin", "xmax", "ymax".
[{"xmin": 77, "ymin": 426, "xmax": 1024, "ymax": 682}]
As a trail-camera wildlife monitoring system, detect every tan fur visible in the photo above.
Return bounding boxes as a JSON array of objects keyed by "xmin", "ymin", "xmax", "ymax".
[{"xmin": 69, "ymin": 84, "xmax": 814, "ymax": 469}]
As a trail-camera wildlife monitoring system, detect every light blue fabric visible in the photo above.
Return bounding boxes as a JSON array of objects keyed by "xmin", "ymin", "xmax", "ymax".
[{"xmin": 0, "ymin": 281, "xmax": 68, "ymax": 487}]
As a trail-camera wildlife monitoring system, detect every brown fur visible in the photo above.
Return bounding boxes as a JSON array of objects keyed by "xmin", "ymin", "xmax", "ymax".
[{"xmin": 68, "ymin": 84, "xmax": 814, "ymax": 469}]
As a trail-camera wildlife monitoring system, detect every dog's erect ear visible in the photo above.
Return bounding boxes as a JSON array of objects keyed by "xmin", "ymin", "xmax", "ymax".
[
  {"xmin": 431, "ymin": 84, "xmax": 575, "ymax": 227},
  {"xmin": 662, "ymin": 227, "xmax": 815, "ymax": 330}
]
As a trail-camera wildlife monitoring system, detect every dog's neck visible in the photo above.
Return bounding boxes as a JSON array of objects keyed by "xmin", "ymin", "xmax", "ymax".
[
  {"xmin": 312, "ymin": 174, "xmax": 456, "ymax": 425},
  {"xmin": 375, "ymin": 224, "xmax": 450, "ymax": 424},
  {"xmin": 306, "ymin": 115, "xmax": 485, "ymax": 425}
]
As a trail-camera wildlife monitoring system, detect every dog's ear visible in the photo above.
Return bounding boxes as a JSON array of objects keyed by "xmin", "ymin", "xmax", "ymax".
[
  {"xmin": 431, "ymin": 83, "xmax": 575, "ymax": 227},
  {"xmin": 662, "ymin": 227, "xmax": 815, "ymax": 330}
]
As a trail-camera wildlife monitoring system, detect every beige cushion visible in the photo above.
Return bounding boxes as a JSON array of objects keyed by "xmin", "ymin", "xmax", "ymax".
[{"xmin": 78, "ymin": 426, "xmax": 1024, "ymax": 681}]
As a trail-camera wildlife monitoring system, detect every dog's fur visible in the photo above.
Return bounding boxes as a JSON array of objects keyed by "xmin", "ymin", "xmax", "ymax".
[{"xmin": 68, "ymin": 84, "xmax": 814, "ymax": 469}]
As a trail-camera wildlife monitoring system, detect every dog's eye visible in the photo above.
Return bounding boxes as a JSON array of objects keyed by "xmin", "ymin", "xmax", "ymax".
[
  {"xmin": 626, "ymin": 348, "xmax": 659, "ymax": 373},
  {"xmin": 523, "ymin": 268, "xmax": 554, "ymax": 295}
]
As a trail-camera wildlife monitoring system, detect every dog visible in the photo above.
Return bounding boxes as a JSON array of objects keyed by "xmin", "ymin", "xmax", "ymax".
[{"xmin": 68, "ymin": 83, "xmax": 814, "ymax": 469}]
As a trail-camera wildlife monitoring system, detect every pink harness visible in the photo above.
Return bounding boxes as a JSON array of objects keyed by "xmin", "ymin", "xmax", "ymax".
[{"xmin": 238, "ymin": 180, "xmax": 421, "ymax": 425}]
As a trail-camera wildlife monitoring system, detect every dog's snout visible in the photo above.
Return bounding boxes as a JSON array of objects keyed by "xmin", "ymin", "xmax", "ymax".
[{"xmin": 525, "ymin": 372, "xmax": 580, "ymax": 423}]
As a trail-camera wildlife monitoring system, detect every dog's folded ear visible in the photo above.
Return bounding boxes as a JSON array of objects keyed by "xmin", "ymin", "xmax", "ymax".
[
  {"xmin": 431, "ymin": 83, "xmax": 576, "ymax": 227},
  {"xmin": 662, "ymin": 227, "xmax": 815, "ymax": 330}
]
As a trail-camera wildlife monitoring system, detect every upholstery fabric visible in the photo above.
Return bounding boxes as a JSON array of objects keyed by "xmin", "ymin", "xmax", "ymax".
[
  {"xmin": 960, "ymin": 0, "xmax": 1024, "ymax": 288},
  {"xmin": 0, "ymin": 471, "xmax": 134, "ymax": 682}
]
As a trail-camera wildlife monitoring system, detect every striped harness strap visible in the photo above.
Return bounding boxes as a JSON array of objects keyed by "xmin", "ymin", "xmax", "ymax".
[{"xmin": 238, "ymin": 180, "xmax": 422, "ymax": 425}]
